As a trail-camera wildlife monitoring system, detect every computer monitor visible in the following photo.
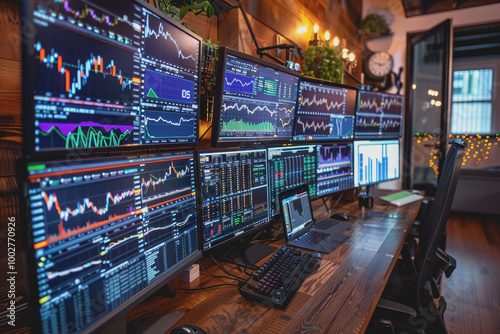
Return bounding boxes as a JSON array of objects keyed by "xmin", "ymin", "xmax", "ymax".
[
  {"xmin": 22, "ymin": 0, "xmax": 202, "ymax": 157},
  {"xmin": 267, "ymin": 145, "xmax": 317, "ymax": 217},
  {"xmin": 355, "ymin": 91, "xmax": 404, "ymax": 139},
  {"xmin": 211, "ymin": 48, "xmax": 301, "ymax": 147},
  {"xmin": 293, "ymin": 77, "xmax": 357, "ymax": 142},
  {"xmin": 198, "ymin": 148, "xmax": 270, "ymax": 250},
  {"xmin": 353, "ymin": 140, "xmax": 400, "ymax": 187},
  {"xmin": 316, "ymin": 142, "xmax": 355, "ymax": 196},
  {"xmin": 21, "ymin": 150, "xmax": 200, "ymax": 333}
]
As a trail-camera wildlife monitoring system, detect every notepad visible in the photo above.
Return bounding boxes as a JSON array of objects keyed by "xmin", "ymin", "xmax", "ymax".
[{"xmin": 380, "ymin": 191, "xmax": 423, "ymax": 206}]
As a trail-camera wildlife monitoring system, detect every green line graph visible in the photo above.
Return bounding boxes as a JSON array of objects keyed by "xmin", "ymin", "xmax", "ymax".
[{"xmin": 41, "ymin": 125, "xmax": 133, "ymax": 148}]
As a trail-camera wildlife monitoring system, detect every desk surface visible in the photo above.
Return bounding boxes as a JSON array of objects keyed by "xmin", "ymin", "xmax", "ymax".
[{"xmin": 128, "ymin": 193, "xmax": 421, "ymax": 333}]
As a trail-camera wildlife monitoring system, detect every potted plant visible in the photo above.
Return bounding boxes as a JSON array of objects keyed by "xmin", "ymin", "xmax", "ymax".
[
  {"xmin": 302, "ymin": 45, "xmax": 344, "ymax": 83},
  {"xmin": 358, "ymin": 13, "xmax": 391, "ymax": 39}
]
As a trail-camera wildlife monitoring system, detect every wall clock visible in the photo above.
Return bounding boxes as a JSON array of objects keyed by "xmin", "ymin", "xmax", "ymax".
[{"xmin": 365, "ymin": 51, "xmax": 393, "ymax": 80}]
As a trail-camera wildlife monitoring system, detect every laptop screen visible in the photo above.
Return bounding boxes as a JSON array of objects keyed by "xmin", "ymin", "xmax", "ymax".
[{"xmin": 280, "ymin": 185, "xmax": 314, "ymax": 241}]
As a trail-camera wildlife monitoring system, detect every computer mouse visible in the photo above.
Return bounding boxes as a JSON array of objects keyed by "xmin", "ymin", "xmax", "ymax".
[
  {"xmin": 171, "ymin": 324, "xmax": 206, "ymax": 334},
  {"xmin": 331, "ymin": 213, "xmax": 349, "ymax": 221}
]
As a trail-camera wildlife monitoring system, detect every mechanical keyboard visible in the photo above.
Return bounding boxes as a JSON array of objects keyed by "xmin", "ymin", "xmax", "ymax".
[{"xmin": 239, "ymin": 246, "xmax": 320, "ymax": 308}]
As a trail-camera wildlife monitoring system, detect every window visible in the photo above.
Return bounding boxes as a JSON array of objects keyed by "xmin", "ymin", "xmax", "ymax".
[{"xmin": 451, "ymin": 69, "xmax": 493, "ymax": 134}]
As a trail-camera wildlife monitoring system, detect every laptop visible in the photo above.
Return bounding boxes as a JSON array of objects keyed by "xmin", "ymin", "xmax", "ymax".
[{"xmin": 279, "ymin": 185, "xmax": 351, "ymax": 253}]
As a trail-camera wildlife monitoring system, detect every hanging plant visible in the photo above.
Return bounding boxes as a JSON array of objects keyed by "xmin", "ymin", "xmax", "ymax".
[
  {"xmin": 156, "ymin": 0, "xmax": 215, "ymax": 29},
  {"xmin": 358, "ymin": 13, "xmax": 391, "ymax": 38},
  {"xmin": 302, "ymin": 45, "xmax": 344, "ymax": 83}
]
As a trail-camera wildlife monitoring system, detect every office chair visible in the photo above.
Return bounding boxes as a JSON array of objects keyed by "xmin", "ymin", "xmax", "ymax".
[{"xmin": 369, "ymin": 139, "xmax": 466, "ymax": 334}]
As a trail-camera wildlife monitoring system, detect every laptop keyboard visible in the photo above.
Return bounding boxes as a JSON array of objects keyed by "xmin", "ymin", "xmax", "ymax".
[
  {"xmin": 295, "ymin": 230, "xmax": 329, "ymax": 246},
  {"xmin": 314, "ymin": 218, "xmax": 339, "ymax": 230}
]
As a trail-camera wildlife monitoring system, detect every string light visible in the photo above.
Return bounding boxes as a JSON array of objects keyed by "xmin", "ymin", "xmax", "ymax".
[{"xmin": 415, "ymin": 133, "xmax": 499, "ymax": 177}]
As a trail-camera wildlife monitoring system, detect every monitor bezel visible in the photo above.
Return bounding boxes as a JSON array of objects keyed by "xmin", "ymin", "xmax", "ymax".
[
  {"xmin": 315, "ymin": 141, "xmax": 357, "ymax": 198},
  {"xmin": 211, "ymin": 47, "xmax": 302, "ymax": 148},
  {"xmin": 196, "ymin": 147, "xmax": 272, "ymax": 253},
  {"xmin": 354, "ymin": 91, "xmax": 405, "ymax": 140},
  {"xmin": 292, "ymin": 76, "xmax": 358, "ymax": 143},
  {"xmin": 21, "ymin": 0, "xmax": 203, "ymax": 160},
  {"xmin": 19, "ymin": 148, "xmax": 202, "ymax": 334},
  {"xmin": 353, "ymin": 139, "xmax": 401, "ymax": 187}
]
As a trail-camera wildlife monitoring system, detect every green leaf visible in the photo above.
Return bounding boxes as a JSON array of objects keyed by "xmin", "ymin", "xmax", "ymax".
[
  {"xmin": 189, "ymin": 2, "xmax": 206, "ymax": 10},
  {"xmin": 179, "ymin": 5, "xmax": 188, "ymax": 19},
  {"xmin": 206, "ymin": 5, "xmax": 214, "ymax": 18}
]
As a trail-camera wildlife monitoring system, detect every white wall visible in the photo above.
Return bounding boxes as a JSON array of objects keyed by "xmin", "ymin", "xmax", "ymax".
[
  {"xmin": 361, "ymin": 1, "xmax": 500, "ymax": 190},
  {"xmin": 362, "ymin": 1, "xmax": 500, "ymax": 92}
]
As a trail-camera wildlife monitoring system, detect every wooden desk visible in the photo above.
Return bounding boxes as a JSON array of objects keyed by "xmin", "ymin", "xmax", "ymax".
[{"xmin": 128, "ymin": 193, "xmax": 422, "ymax": 333}]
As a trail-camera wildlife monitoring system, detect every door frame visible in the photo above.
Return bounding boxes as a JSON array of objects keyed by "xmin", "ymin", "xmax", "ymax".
[{"xmin": 403, "ymin": 19, "xmax": 453, "ymax": 189}]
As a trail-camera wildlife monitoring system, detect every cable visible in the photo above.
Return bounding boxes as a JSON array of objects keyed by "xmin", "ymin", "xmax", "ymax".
[
  {"xmin": 177, "ymin": 283, "xmax": 240, "ymax": 292},
  {"xmin": 198, "ymin": 261, "xmax": 242, "ymax": 282},
  {"xmin": 209, "ymin": 252, "xmax": 247, "ymax": 283}
]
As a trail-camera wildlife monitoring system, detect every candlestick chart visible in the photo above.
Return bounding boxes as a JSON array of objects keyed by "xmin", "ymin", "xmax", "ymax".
[{"xmin": 140, "ymin": 157, "xmax": 194, "ymax": 210}]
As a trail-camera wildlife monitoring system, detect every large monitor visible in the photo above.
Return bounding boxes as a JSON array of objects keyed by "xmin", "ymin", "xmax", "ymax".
[
  {"xmin": 293, "ymin": 77, "xmax": 357, "ymax": 142},
  {"xmin": 21, "ymin": 150, "xmax": 200, "ymax": 333},
  {"xmin": 353, "ymin": 140, "xmax": 400, "ymax": 186},
  {"xmin": 211, "ymin": 48, "xmax": 301, "ymax": 147},
  {"xmin": 198, "ymin": 148, "xmax": 270, "ymax": 250},
  {"xmin": 22, "ymin": 0, "xmax": 202, "ymax": 157},
  {"xmin": 355, "ymin": 91, "xmax": 404, "ymax": 139},
  {"xmin": 316, "ymin": 142, "xmax": 355, "ymax": 196},
  {"xmin": 267, "ymin": 145, "xmax": 317, "ymax": 217}
]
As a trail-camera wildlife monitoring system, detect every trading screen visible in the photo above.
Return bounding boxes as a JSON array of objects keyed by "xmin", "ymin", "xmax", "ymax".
[
  {"xmin": 199, "ymin": 149, "xmax": 270, "ymax": 250},
  {"xmin": 355, "ymin": 91, "xmax": 404, "ymax": 139},
  {"xmin": 354, "ymin": 140, "xmax": 400, "ymax": 186},
  {"xmin": 214, "ymin": 52, "xmax": 300, "ymax": 144},
  {"xmin": 27, "ymin": 0, "xmax": 201, "ymax": 154},
  {"xmin": 293, "ymin": 79, "xmax": 356, "ymax": 141},
  {"xmin": 316, "ymin": 143, "xmax": 354, "ymax": 196},
  {"xmin": 25, "ymin": 151, "xmax": 198, "ymax": 333},
  {"xmin": 267, "ymin": 145, "xmax": 317, "ymax": 216}
]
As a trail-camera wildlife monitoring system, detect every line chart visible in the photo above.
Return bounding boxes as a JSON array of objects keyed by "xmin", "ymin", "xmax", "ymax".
[
  {"xmin": 383, "ymin": 96, "xmax": 404, "ymax": 115},
  {"xmin": 144, "ymin": 111, "xmax": 195, "ymax": 139},
  {"xmin": 41, "ymin": 185, "xmax": 136, "ymax": 245},
  {"xmin": 141, "ymin": 160, "xmax": 191, "ymax": 195},
  {"xmin": 224, "ymin": 73, "xmax": 255, "ymax": 94},
  {"xmin": 301, "ymin": 94, "xmax": 345, "ymax": 113},
  {"xmin": 38, "ymin": 121, "xmax": 134, "ymax": 149},
  {"xmin": 359, "ymin": 98, "xmax": 384, "ymax": 113},
  {"xmin": 144, "ymin": 12, "xmax": 199, "ymax": 71},
  {"xmin": 47, "ymin": 260, "xmax": 102, "ymax": 280},
  {"xmin": 223, "ymin": 102, "xmax": 278, "ymax": 117},
  {"xmin": 295, "ymin": 116, "xmax": 332, "ymax": 135}
]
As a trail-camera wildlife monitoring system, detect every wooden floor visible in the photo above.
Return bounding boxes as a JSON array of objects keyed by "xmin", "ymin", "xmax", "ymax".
[{"xmin": 441, "ymin": 212, "xmax": 500, "ymax": 334}]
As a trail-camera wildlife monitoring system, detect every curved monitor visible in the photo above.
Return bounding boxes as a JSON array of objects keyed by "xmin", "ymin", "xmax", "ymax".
[
  {"xmin": 198, "ymin": 148, "xmax": 270, "ymax": 250},
  {"xmin": 211, "ymin": 48, "xmax": 301, "ymax": 147},
  {"xmin": 293, "ymin": 77, "xmax": 357, "ymax": 142},
  {"xmin": 21, "ymin": 150, "xmax": 200, "ymax": 333},
  {"xmin": 22, "ymin": 0, "xmax": 202, "ymax": 158},
  {"xmin": 355, "ymin": 91, "xmax": 404, "ymax": 139},
  {"xmin": 354, "ymin": 139, "xmax": 400, "ymax": 186}
]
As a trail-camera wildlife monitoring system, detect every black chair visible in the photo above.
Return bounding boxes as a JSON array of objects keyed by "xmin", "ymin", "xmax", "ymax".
[{"xmin": 369, "ymin": 139, "xmax": 466, "ymax": 334}]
